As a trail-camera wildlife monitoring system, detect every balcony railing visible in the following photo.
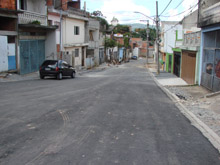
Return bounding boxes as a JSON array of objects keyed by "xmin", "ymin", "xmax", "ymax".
[
  {"xmin": 18, "ymin": 10, "xmax": 47, "ymax": 26},
  {"xmin": 68, "ymin": 7, "xmax": 89, "ymax": 17},
  {"xmin": 184, "ymin": 31, "xmax": 201, "ymax": 47}
]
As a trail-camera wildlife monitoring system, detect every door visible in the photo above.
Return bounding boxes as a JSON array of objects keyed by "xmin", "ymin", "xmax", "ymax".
[
  {"xmin": 181, "ymin": 51, "xmax": 196, "ymax": 84},
  {"xmin": 168, "ymin": 55, "xmax": 172, "ymax": 73},
  {"xmin": 61, "ymin": 61, "xmax": 70, "ymax": 76},
  {"xmin": 82, "ymin": 48, "xmax": 84, "ymax": 66},
  {"xmin": 20, "ymin": 40, "xmax": 45, "ymax": 74},
  {"xmin": 174, "ymin": 52, "xmax": 181, "ymax": 77}
]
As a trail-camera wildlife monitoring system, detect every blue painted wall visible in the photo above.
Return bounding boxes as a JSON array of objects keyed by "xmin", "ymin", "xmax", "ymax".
[{"xmin": 8, "ymin": 56, "xmax": 16, "ymax": 70}]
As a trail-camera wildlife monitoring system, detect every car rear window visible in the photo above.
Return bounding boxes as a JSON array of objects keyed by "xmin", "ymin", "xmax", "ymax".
[{"xmin": 42, "ymin": 60, "xmax": 57, "ymax": 66}]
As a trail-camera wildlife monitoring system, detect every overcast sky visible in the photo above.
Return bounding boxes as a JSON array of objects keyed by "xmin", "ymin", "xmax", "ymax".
[{"xmin": 81, "ymin": 0, "xmax": 198, "ymax": 25}]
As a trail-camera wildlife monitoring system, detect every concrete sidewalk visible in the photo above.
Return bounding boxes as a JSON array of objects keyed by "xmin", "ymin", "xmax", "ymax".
[
  {"xmin": 146, "ymin": 60, "xmax": 220, "ymax": 152},
  {"xmin": 147, "ymin": 62, "xmax": 188, "ymax": 86}
]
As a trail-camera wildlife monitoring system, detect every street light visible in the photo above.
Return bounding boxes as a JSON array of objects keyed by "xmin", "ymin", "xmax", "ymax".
[
  {"xmin": 134, "ymin": 6, "xmax": 160, "ymax": 74},
  {"xmin": 134, "ymin": 11, "xmax": 155, "ymax": 22}
]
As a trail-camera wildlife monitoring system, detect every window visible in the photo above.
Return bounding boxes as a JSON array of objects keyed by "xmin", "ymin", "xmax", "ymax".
[
  {"xmin": 75, "ymin": 49, "xmax": 79, "ymax": 57},
  {"xmin": 74, "ymin": 26, "xmax": 80, "ymax": 35},
  {"xmin": 19, "ymin": 0, "xmax": 27, "ymax": 10},
  {"xmin": 89, "ymin": 31, "xmax": 94, "ymax": 41},
  {"xmin": 62, "ymin": 61, "xmax": 69, "ymax": 68}
]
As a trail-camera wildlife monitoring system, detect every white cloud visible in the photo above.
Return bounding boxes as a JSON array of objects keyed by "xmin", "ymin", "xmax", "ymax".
[
  {"xmin": 182, "ymin": 0, "xmax": 198, "ymax": 11},
  {"xmin": 99, "ymin": 0, "xmax": 151, "ymax": 24},
  {"xmin": 165, "ymin": 0, "xmax": 198, "ymax": 21}
]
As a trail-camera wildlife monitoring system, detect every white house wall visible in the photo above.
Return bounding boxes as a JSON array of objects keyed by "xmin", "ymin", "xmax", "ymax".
[
  {"xmin": 48, "ymin": 14, "xmax": 60, "ymax": 45},
  {"xmin": 45, "ymin": 30, "xmax": 57, "ymax": 60},
  {"xmin": 63, "ymin": 17, "xmax": 85, "ymax": 45},
  {"xmin": 163, "ymin": 23, "xmax": 182, "ymax": 53},
  {"xmin": 0, "ymin": 36, "xmax": 8, "ymax": 72},
  {"xmin": 164, "ymin": 25, "xmax": 176, "ymax": 53},
  {"xmin": 65, "ymin": 47, "xmax": 82, "ymax": 68}
]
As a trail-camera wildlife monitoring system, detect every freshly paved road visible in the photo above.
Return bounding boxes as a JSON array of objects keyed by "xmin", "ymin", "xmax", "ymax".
[{"xmin": 0, "ymin": 60, "xmax": 220, "ymax": 165}]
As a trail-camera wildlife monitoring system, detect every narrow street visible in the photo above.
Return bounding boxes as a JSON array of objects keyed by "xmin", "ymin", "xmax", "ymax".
[{"xmin": 0, "ymin": 59, "xmax": 220, "ymax": 165}]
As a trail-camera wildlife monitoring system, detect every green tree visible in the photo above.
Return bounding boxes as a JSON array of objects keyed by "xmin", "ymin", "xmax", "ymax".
[
  {"xmin": 105, "ymin": 38, "xmax": 117, "ymax": 48},
  {"xmin": 113, "ymin": 25, "xmax": 130, "ymax": 34},
  {"xmin": 132, "ymin": 27, "xmax": 156, "ymax": 46},
  {"xmin": 123, "ymin": 32, "xmax": 131, "ymax": 49}
]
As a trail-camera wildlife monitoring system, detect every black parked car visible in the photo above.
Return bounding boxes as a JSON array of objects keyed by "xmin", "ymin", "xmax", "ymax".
[{"xmin": 39, "ymin": 60, "xmax": 76, "ymax": 80}]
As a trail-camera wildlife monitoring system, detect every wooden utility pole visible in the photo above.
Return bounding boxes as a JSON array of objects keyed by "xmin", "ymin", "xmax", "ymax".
[
  {"xmin": 156, "ymin": 1, "xmax": 160, "ymax": 74},
  {"xmin": 146, "ymin": 20, "xmax": 150, "ymax": 64}
]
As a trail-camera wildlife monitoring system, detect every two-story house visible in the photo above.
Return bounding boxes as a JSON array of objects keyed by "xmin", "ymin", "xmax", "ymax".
[
  {"xmin": 17, "ymin": 0, "xmax": 57, "ymax": 74},
  {"xmin": 180, "ymin": 10, "xmax": 201, "ymax": 85},
  {"xmin": 47, "ymin": 0, "xmax": 89, "ymax": 70},
  {"xmin": 198, "ymin": 0, "xmax": 220, "ymax": 92},
  {"xmin": 160, "ymin": 21, "xmax": 182, "ymax": 75},
  {"xmin": 85, "ymin": 18, "xmax": 100, "ymax": 68},
  {"xmin": 0, "ymin": 0, "xmax": 18, "ymax": 72}
]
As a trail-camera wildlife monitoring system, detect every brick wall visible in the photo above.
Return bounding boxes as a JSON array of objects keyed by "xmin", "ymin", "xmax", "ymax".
[
  {"xmin": 0, "ymin": 0, "xmax": 16, "ymax": 10},
  {"xmin": 47, "ymin": 0, "xmax": 53, "ymax": 6},
  {"xmin": 61, "ymin": 0, "xmax": 68, "ymax": 10}
]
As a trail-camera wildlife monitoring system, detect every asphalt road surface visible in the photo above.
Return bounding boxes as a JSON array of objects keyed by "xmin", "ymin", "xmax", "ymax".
[{"xmin": 0, "ymin": 60, "xmax": 220, "ymax": 165}]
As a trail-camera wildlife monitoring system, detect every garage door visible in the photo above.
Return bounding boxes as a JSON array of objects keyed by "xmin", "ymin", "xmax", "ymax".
[
  {"xmin": 181, "ymin": 51, "xmax": 196, "ymax": 84},
  {"xmin": 20, "ymin": 40, "xmax": 45, "ymax": 74}
]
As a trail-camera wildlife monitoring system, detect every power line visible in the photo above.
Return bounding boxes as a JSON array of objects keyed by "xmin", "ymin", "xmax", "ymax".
[
  {"xmin": 159, "ymin": 0, "xmax": 173, "ymax": 16},
  {"xmin": 162, "ymin": 21, "xmax": 181, "ymax": 34},
  {"xmin": 163, "ymin": 0, "xmax": 185, "ymax": 15},
  {"xmin": 161, "ymin": 3, "xmax": 198, "ymax": 34},
  {"xmin": 161, "ymin": 2, "xmax": 198, "ymax": 18}
]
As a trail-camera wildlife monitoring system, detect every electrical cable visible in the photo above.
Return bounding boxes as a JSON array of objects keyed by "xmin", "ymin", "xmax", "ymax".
[
  {"xmin": 163, "ymin": 0, "xmax": 185, "ymax": 15},
  {"xmin": 159, "ymin": 0, "xmax": 173, "ymax": 16},
  {"xmin": 162, "ymin": 3, "xmax": 197, "ymax": 34},
  {"xmin": 161, "ymin": 2, "xmax": 198, "ymax": 18}
]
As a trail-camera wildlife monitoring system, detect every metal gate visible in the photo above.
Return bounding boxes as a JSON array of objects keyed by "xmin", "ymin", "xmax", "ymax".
[
  {"xmin": 20, "ymin": 40, "xmax": 45, "ymax": 74},
  {"xmin": 201, "ymin": 30, "xmax": 220, "ymax": 92}
]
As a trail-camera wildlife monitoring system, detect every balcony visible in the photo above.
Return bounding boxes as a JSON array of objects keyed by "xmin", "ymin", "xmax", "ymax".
[
  {"xmin": 183, "ymin": 31, "xmax": 201, "ymax": 47},
  {"xmin": 18, "ymin": 10, "xmax": 47, "ymax": 26},
  {"xmin": 88, "ymin": 19, "xmax": 99, "ymax": 30},
  {"xmin": 89, "ymin": 41, "xmax": 99, "ymax": 49}
]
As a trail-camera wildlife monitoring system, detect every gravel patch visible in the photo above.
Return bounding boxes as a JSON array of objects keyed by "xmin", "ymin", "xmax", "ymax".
[{"xmin": 166, "ymin": 86, "xmax": 220, "ymax": 137}]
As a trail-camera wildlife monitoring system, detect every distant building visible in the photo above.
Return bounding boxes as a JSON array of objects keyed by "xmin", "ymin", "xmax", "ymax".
[{"xmin": 111, "ymin": 17, "xmax": 119, "ymax": 26}]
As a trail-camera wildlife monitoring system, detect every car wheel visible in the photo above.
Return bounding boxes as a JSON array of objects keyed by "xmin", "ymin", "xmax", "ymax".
[
  {"xmin": 71, "ymin": 71, "xmax": 75, "ymax": 78},
  {"xmin": 57, "ymin": 72, "xmax": 62, "ymax": 80},
  {"xmin": 40, "ymin": 75, "xmax": 44, "ymax": 79}
]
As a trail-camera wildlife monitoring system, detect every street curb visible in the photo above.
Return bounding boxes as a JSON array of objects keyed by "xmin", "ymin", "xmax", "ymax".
[
  {"xmin": 205, "ymin": 91, "xmax": 220, "ymax": 98},
  {"xmin": 147, "ymin": 69, "xmax": 220, "ymax": 153}
]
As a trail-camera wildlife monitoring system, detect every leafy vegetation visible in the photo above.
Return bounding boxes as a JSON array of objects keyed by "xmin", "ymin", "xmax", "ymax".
[
  {"xmin": 131, "ymin": 28, "xmax": 156, "ymax": 45},
  {"xmin": 30, "ymin": 20, "xmax": 41, "ymax": 25},
  {"xmin": 113, "ymin": 25, "xmax": 130, "ymax": 34},
  {"xmin": 90, "ymin": 10, "xmax": 109, "ymax": 30},
  {"xmin": 105, "ymin": 38, "xmax": 117, "ymax": 48}
]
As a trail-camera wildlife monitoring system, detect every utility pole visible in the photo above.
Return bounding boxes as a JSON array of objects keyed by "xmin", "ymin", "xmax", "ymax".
[
  {"xmin": 146, "ymin": 20, "xmax": 149, "ymax": 64},
  {"xmin": 156, "ymin": 1, "xmax": 160, "ymax": 74}
]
